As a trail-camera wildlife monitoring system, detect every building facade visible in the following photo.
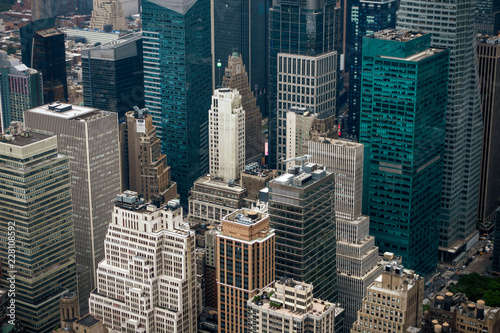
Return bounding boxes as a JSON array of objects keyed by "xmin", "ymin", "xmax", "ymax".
[
  {"xmin": 397, "ymin": 0, "xmax": 483, "ymax": 261},
  {"xmin": 142, "ymin": 0, "xmax": 212, "ymax": 202},
  {"xmin": 209, "ymin": 88, "xmax": 246, "ymax": 181},
  {"xmin": 82, "ymin": 33, "xmax": 144, "ymax": 123},
  {"xmin": 0, "ymin": 51, "xmax": 43, "ymax": 131},
  {"xmin": 211, "ymin": 0, "xmax": 267, "ymax": 114},
  {"xmin": 24, "ymin": 103, "xmax": 121, "ymax": 314},
  {"xmin": 476, "ymin": 36, "xmax": 500, "ymax": 228},
  {"xmin": 126, "ymin": 108, "xmax": 178, "ymax": 203},
  {"xmin": 276, "ymin": 51, "xmax": 337, "ymax": 171},
  {"xmin": 89, "ymin": 192, "xmax": 199, "ymax": 332},
  {"xmin": 54, "ymin": 292, "xmax": 108, "ymax": 333},
  {"xmin": 32, "ymin": 27, "xmax": 68, "ymax": 103},
  {"xmin": 492, "ymin": 207, "xmax": 500, "ymax": 275},
  {"xmin": 351, "ymin": 263, "xmax": 424, "ymax": 333},
  {"xmin": 347, "ymin": 0, "xmax": 397, "ymax": 140},
  {"xmin": 248, "ymin": 279, "xmax": 345, "ymax": 333},
  {"xmin": 216, "ymin": 209, "xmax": 275, "ymax": 333},
  {"xmin": 475, "ymin": 0, "xmax": 500, "ymax": 35},
  {"xmin": 359, "ymin": 30, "xmax": 449, "ymax": 275},
  {"xmin": 89, "ymin": 0, "xmax": 126, "ymax": 31},
  {"xmin": 269, "ymin": 164, "xmax": 337, "ymax": 302},
  {"xmin": 221, "ymin": 53, "xmax": 263, "ymax": 164},
  {"xmin": 0, "ymin": 124, "xmax": 77, "ymax": 332},
  {"xmin": 268, "ymin": 0, "xmax": 341, "ymax": 168},
  {"xmin": 308, "ymin": 138, "xmax": 383, "ymax": 332}
]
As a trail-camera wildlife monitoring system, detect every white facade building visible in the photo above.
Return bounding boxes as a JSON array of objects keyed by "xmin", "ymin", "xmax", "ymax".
[
  {"xmin": 89, "ymin": 191, "xmax": 199, "ymax": 332},
  {"xmin": 90, "ymin": 0, "xmax": 126, "ymax": 31},
  {"xmin": 209, "ymin": 88, "xmax": 245, "ymax": 181},
  {"xmin": 248, "ymin": 279, "xmax": 344, "ymax": 333},
  {"xmin": 308, "ymin": 137, "xmax": 383, "ymax": 333}
]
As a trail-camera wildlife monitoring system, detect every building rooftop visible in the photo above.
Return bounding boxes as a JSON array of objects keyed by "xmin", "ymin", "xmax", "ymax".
[
  {"xmin": 477, "ymin": 35, "xmax": 500, "ymax": 45},
  {"xmin": 272, "ymin": 163, "xmax": 330, "ymax": 188},
  {"xmin": 36, "ymin": 27, "xmax": 63, "ymax": 37},
  {"xmin": 193, "ymin": 175, "xmax": 246, "ymax": 194},
  {"xmin": 224, "ymin": 209, "xmax": 267, "ymax": 226},
  {"xmin": 379, "ymin": 47, "xmax": 446, "ymax": 62},
  {"xmin": 76, "ymin": 314, "xmax": 100, "ymax": 328},
  {"xmin": 0, "ymin": 131, "xmax": 52, "ymax": 147},
  {"xmin": 372, "ymin": 29, "xmax": 424, "ymax": 42},
  {"xmin": 27, "ymin": 103, "xmax": 112, "ymax": 121}
]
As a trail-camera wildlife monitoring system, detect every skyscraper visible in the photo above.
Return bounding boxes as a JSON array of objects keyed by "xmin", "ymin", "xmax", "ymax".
[
  {"xmin": 24, "ymin": 103, "xmax": 121, "ymax": 314},
  {"xmin": 82, "ymin": 32, "xmax": 144, "ymax": 123},
  {"xmin": 359, "ymin": 30, "xmax": 449, "ymax": 275},
  {"xmin": 475, "ymin": 0, "xmax": 500, "ymax": 35},
  {"xmin": 307, "ymin": 138, "xmax": 382, "ymax": 332},
  {"xmin": 211, "ymin": 0, "xmax": 268, "ymax": 113},
  {"xmin": 222, "ymin": 53, "xmax": 263, "ymax": 164},
  {"xmin": 142, "ymin": 0, "xmax": 212, "ymax": 201},
  {"xmin": 350, "ymin": 262, "xmax": 424, "ymax": 333},
  {"xmin": 398, "ymin": 0, "xmax": 483, "ymax": 262},
  {"xmin": 209, "ymin": 88, "xmax": 246, "ymax": 181},
  {"xmin": 126, "ymin": 107, "xmax": 178, "ymax": 203},
  {"xmin": 0, "ymin": 123, "xmax": 76, "ymax": 333},
  {"xmin": 32, "ymin": 27, "xmax": 68, "ymax": 103},
  {"xmin": 268, "ymin": 0, "xmax": 341, "ymax": 168},
  {"xmin": 89, "ymin": 0, "xmax": 126, "ymax": 31},
  {"xmin": 0, "ymin": 51, "xmax": 43, "ymax": 131},
  {"xmin": 476, "ymin": 36, "xmax": 500, "ymax": 227},
  {"xmin": 347, "ymin": 0, "xmax": 397, "ymax": 140},
  {"xmin": 269, "ymin": 164, "xmax": 337, "ymax": 302},
  {"xmin": 216, "ymin": 209, "xmax": 275, "ymax": 333},
  {"xmin": 89, "ymin": 192, "xmax": 199, "ymax": 332}
]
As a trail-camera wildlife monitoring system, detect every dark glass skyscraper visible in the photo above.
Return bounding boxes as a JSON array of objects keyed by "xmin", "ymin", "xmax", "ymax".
[
  {"xmin": 32, "ymin": 27, "xmax": 68, "ymax": 103},
  {"xmin": 82, "ymin": 33, "xmax": 144, "ymax": 123},
  {"xmin": 359, "ymin": 30, "xmax": 449, "ymax": 275},
  {"xmin": 269, "ymin": 167, "xmax": 337, "ymax": 302},
  {"xmin": 212, "ymin": 0, "xmax": 268, "ymax": 114},
  {"xmin": 142, "ymin": 0, "xmax": 212, "ymax": 201},
  {"xmin": 347, "ymin": 0, "xmax": 397, "ymax": 140},
  {"xmin": 268, "ymin": 0, "xmax": 341, "ymax": 168},
  {"xmin": 475, "ymin": 0, "xmax": 500, "ymax": 35}
]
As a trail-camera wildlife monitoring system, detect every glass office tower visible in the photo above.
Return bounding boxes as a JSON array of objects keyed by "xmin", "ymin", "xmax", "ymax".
[
  {"xmin": 212, "ymin": 0, "xmax": 268, "ymax": 114},
  {"xmin": 347, "ymin": 0, "xmax": 397, "ymax": 140},
  {"xmin": 359, "ymin": 30, "xmax": 449, "ymax": 275},
  {"xmin": 398, "ymin": 0, "xmax": 483, "ymax": 260},
  {"xmin": 142, "ymin": 0, "xmax": 212, "ymax": 201},
  {"xmin": 268, "ymin": 0, "xmax": 340, "ymax": 168}
]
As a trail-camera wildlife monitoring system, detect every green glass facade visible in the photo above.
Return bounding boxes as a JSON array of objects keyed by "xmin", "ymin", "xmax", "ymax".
[
  {"xmin": 142, "ymin": 0, "xmax": 212, "ymax": 201},
  {"xmin": 269, "ymin": 171, "xmax": 337, "ymax": 302},
  {"xmin": 0, "ymin": 132, "xmax": 76, "ymax": 332},
  {"xmin": 359, "ymin": 32, "xmax": 449, "ymax": 275}
]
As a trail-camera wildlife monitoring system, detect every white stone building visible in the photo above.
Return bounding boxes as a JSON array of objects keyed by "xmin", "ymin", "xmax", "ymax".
[
  {"xmin": 308, "ymin": 138, "xmax": 383, "ymax": 333},
  {"xmin": 209, "ymin": 88, "xmax": 245, "ymax": 181},
  {"xmin": 88, "ymin": 191, "xmax": 199, "ymax": 332},
  {"xmin": 247, "ymin": 279, "xmax": 344, "ymax": 333},
  {"xmin": 90, "ymin": 0, "xmax": 126, "ymax": 31}
]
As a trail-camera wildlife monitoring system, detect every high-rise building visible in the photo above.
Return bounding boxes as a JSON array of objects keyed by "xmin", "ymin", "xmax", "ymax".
[
  {"xmin": 222, "ymin": 53, "xmax": 263, "ymax": 164},
  {"xmin": 269, "ymin": 164, "xmax": 337, "ymax": 302},
  {"xmin": 24, "ymin": 103, "xmax": 121, "ymax": 314},
  {"xmin": 89, "ymin": 0, "xmax": 126, "ymax": 31},
  {"xmin": 268, "ymin": 0, "xmax": 341, "ymax": 168},
  {"xmin": 89, "ymin": 191, "xmax": 199, "ymax": 332},
  {"xmin": 397, "ymin": 0, "xmax": 483, "ymax": 262},
  {"xmin": 277, "ymin": 107, "xmax": 337, "ymax": 172},
  {"xmin": 307, "ymin": 138, "xmax": 383, "ymax": 332},
  {"xmin": 359, "ymin": 30, "xmax": 449, "ymax": 275},
  {"xmin": 32, "ymin": 27, "xmax": 68, "ymax": 103},
  {"xmin": 209, "ymin": 88, "xmax": 246, "ymax": 181},
  {"xmin": 248, "ymin": 279, "xmax": 345, "ymax": 333},
  {"xmin": 476, "ymin": 36, "xmax": 500, "ymax": 227},
  {"xmin": 205, "ymin": 229, "xmax": 218, "ymax": 309},
  {"xmin": 82, "ymin": 33, "xmax": 144, "ymax": 123},
  {"xmin": 54, "ymin": 292, "xmax": 108, "ymax": 333},
  {"xmin": 142, "ymin": 0, "xmax": 212, "ymax": 202},
  {"xmin": 350, "ymin": 262, "xmax": 424, "ymax": 333},
  {"xmin": 475, "ymin": 0, "xmax": 500, "ymax": 35},
  {"xmin": 492, "ymin": 207, "xmax": 500, "ymax": 275},
  {"xmin": 211, "ymin": 0, "xmax": 268, "ymax": 113},
  {"xmin": 0, "ymin": 51, "xmax": 43, "ymax": 131},
  {"xmin": 347, "ymin": 0, "xmax": 397, "ymax": 140},
  {"xmin": 126, "ymin": 107, "xmax": 178, "ymax": 203},
  {"xmin": 216, "ymin": 209, "xmax": 275, "ymax": 333},
  {"xmin": 0, "ymin": 123, "xmax": 77, "ymax": 333}
]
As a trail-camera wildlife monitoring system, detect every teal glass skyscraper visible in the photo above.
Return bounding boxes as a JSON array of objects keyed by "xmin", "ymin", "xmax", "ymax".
[
  {"xmin": 359, "ymin": 30, "xmax": 449, "ymax": 275},
  {"xmin": 142, "ymin": 0, "xmax": 212, "ymax": 201}
]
